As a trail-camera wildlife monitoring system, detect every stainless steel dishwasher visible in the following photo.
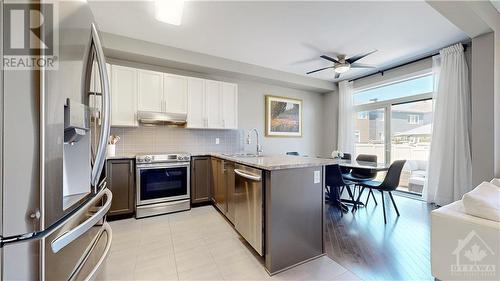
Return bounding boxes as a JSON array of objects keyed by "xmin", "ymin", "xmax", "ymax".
[{"xmin": 234, "ymin": 164, "xmax": 263, "ymax": 256}]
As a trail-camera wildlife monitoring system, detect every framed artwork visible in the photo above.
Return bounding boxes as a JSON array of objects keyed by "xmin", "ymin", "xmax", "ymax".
[{"xmin": 265, "ymin": 95, "xmax": 302, "ymax": 137}]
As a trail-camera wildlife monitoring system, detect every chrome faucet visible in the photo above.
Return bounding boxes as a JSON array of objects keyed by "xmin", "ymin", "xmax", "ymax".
[{"xmin": 246, "ymin": 128, "xmax": 263, "ymax": 156}]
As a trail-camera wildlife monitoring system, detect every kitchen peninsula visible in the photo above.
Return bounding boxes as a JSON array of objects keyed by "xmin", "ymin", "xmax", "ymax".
[{"xmin": 192, "ymin": 153, "xmax": 338, "ymax": 275}]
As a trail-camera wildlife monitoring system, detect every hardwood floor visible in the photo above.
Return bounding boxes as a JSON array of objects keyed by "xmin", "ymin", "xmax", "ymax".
[{"xmin": 325, "ymin": 190, "xmax": 437, "ymax": 281}]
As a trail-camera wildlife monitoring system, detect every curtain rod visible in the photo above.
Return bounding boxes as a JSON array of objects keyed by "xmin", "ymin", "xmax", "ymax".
[{"xmin": 348, "ymin": 44, "xmax": 468, "ymax": 83}]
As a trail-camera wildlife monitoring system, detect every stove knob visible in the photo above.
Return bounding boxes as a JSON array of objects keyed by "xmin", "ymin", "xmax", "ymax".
[{"xmin": 144, "ymin": 156, "xmax": 152, "ymax": 162}]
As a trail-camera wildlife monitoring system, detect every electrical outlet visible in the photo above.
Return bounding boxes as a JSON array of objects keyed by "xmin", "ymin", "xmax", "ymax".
[
  {"xmin": 215, "ymin": 138, "xmax": 220, "ymax": 144},
  {"xmin": 314, "ymin": 171, "xmax": 321, "ymax": 184}
]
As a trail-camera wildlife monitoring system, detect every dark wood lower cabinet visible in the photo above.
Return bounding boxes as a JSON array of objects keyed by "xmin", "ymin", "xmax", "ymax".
[
  {"xmin": 106, "ymin": 159, "xmax": 135, "ymax": 218},
  {"xmin": 191, "ymin": 156, "xmax": 212, "ymax": 204},
  {"xmin": 214, "ymin": 159, "xmax": 227, "ymax": 212},
  {"xmin": 206, "ymin": 157, "xmax": 236, "ymax": 223}
]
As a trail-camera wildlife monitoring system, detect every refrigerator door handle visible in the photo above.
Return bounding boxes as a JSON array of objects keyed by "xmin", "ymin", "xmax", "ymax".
[
  {"xmin": 90, "ymin": 22, "xmax": 111, "ymax": 187},
  {"xmin": 68, "ymin": 222, "xmax": 113, "ymax": 281},
  {"xmin": 51, "ymin": 188, "xmax": 112, "ymax": 253}
]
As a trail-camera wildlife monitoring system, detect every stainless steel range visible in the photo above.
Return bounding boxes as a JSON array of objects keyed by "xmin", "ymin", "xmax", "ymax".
[{"xmin": 136, "ymin": 153, "xmax": 191, "ymax": 218}]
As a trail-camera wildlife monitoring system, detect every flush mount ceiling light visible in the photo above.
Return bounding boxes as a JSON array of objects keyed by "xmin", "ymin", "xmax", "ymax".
[
  {"xmin": 155, "ymin": 0, "xmax": 184, "ymax": 26},
  {"xmin": 334, "ymin": 64, "xmax": 350, "ymax": 74}
]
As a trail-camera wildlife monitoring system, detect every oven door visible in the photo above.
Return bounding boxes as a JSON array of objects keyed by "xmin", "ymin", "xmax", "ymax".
[{"xmin": 136, "ymin": 163, "xmax": 190, "ymax": 206}]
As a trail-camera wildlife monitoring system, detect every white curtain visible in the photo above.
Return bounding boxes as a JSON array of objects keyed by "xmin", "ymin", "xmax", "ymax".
[
  {"xmin": 337, "ymin": 80, "xmax": 354, "ymax": 154},
  {"xmin": 424, "ymin": 44, "xmax": 472, "ymax": 206}
]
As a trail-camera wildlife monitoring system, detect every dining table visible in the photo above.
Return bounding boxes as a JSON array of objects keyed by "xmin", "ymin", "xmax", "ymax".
[{"xmin": 326, "ymin": 158, "xmax": 391, "ymax": 212}]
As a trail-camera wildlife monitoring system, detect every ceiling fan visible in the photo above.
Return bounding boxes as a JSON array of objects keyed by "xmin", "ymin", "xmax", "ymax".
[{"xmin": 306, "ymin": 50, "xmax": 378, "ymax": 79}]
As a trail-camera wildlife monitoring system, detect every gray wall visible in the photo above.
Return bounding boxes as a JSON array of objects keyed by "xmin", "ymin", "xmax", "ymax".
[
  {"xmin": 107, "ymin": 58, "xmax": 335, "ymax": 157},
  {"xmin": 321, "ymin": 89, "xmax": 339, "ymax": 157},
  {"xmin": 237, "ymin": 80, "xmax": 327, "ymax": 157},
  {"xmin": 494, "ymin": 31, "xmax": 500, "ymax": 178},
  {"xmin": 471, "ymin": 32, "xmax": 495, "ymax": 185}
]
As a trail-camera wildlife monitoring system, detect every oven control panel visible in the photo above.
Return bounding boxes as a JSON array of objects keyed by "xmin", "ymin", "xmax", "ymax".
[{"xmin": 136, "ymin": 153, "xmax": 191, "ymax": 163}]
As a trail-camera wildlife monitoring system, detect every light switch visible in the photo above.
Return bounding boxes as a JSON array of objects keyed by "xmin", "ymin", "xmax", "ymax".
[
  {"xmin": 314, "ymin": 170, "xmax": 321, "ymax": 184},
  {"xmin": 215, "ymin": 138, "xmax": 220, "ymax": 144}
]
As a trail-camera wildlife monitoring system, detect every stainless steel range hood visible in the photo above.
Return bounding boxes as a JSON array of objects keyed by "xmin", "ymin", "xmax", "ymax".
[{"xmin": 137, "ymin": 111, "xmax": 187, "ymax": 125}]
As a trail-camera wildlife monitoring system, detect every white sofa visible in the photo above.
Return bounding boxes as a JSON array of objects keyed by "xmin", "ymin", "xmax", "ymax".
[{"xmin": 431, "ymin": 180, "xmax": 500, "ymax": 280}]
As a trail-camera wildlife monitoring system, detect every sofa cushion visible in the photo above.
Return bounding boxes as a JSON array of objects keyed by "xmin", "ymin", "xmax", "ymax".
[
  {"xmin": 462, "ymin": 181, "xmax": 500, "ymax": 222},
  {"xmin": 490, "ymin": 178, "xmax": 500, "ymax": 187}
]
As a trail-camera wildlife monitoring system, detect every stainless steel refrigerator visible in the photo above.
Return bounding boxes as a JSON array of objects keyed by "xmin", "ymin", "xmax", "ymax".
[{"xmin": 0, "ymin": 1, "xmax": 112, "ymax": 280}]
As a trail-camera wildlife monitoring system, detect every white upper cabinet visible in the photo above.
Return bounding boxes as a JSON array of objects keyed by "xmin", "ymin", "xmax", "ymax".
[
  {"xmin": 137, "ymin": 69, "xmax": 163, "ymax": 112},
  {"xmin": 107, "ymin": 63, "xmax": 238, "ymax": 129},
  {"xmin": 187, "ymin": 78, "xmax": 206, "ymax": 128},
  {"xmin": 221, "ymin": 82, "xmax": 238, "ymax": 129},
  {"xmin": 110, "ymin": 65, "xmax": 138, "ymax": 127},
  {"xmin": 186, "ymin": 79, "xmax": 238, "ymax": 129},
  {"xmin": 89, "ymin": 62, "xmax": 111, "ymax": 94},
  {"xmin": 164, "ymin": 74, "xmax": 188, "ymax": 114},
  {"xmin": 205, "ymin": 80, "xmax": 223, "ymax": 128}
]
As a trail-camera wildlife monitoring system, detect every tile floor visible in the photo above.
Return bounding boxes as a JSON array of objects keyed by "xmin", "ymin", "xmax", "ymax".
[{"xmin": 97, "ymin": 206, "xmax": 361, "ymax": 281}]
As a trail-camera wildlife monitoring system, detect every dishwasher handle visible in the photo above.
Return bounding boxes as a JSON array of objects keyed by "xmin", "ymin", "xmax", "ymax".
[{"xmin": 234, "ymin": 169, "xmax": 262, "ymax": 181}]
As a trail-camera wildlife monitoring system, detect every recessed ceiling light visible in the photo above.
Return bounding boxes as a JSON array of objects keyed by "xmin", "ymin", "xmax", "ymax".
[{"xmin": 155, "ymin": 0, "xmax": 184, "ymax": 26}]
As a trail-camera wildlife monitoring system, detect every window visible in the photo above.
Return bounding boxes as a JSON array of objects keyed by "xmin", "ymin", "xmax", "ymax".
[
  {"xmin": 408, "ymin": 114, "xmax": 420, "ymax": 124},
  {"xmin": 353, "ymin": 74, "xmax": 434, "ymax": 106},
  {"xmin": 358, "ymin": 112, "xmax": 368, "ymax": 119},
  {"xmin": 353, "ymin": 72, "xmax": 435, "ymax": 196}
]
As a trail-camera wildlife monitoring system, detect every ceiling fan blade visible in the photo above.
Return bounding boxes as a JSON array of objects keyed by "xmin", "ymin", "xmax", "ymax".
[
  {"xmin": 306, "ymin": 66, "xmax": 333, "ymax": 75},
  {"xmin": 351, "ymin": 63, "xmax": 377, "ymax": 69},
  {"xmin": 335, "ymin": 73, "xmax": 340, "ymax": 79},
  {"xmin": 346, "ymin": 49, "xmax": 377, "ymax": 64},
  {"xmin": 320, "ymin": 55, "xmax": 341, "ymax": 64}
]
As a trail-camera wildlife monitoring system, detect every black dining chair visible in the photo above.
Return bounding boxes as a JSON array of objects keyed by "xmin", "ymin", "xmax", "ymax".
[
  {"xmin": 325, "ymin": 164, "xmax": 357, "ymax": 213},
  {"xmin": 340, "ymin": 153, "xmax": 352, "ymax": 174},
  {"xmin": 342, "ymin": 154, "xmax": 378, "ymax": 207},
  {"xmin": 358, "ymin": 160, "xmax": 407, "ymax": 224},
  {"xmin": 286, "ymin": 152, "xmax": 299, "ymax": 156},
  {"xmin": 343, "ymin": 154, "xmax": 378, "ymax": 181},
  {"xmin": 338, "ymin": 153, "xmax": 352, "ymax": 201}
]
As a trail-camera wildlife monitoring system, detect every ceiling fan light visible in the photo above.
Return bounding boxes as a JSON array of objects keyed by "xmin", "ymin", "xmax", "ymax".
[
  {"xmin": 155, "ymin": 0, "xmax": 184, "ymax": 26},
  {"xmin": 334, "ymin": 65, "xmax": 350, "ymax": 74}
]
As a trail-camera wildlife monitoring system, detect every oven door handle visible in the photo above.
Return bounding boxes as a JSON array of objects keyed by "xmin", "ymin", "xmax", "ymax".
[{"xmin": 136, "ymin": 163, "xmax": 190, "ymax": 169}]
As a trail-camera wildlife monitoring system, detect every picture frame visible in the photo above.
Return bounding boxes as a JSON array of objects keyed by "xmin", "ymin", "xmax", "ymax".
[{"xmin": 265, "ymin": 95, "xmax": 302, "ymax": 137}]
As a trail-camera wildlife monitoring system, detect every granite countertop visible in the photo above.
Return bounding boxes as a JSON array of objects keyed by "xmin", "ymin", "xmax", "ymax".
[
  {"xmin": 106, "ymin": 152, "xmax": 336, "ymax": 170},
  {"xmin": 210, "ymin": 153, "xmax": 337, "ymax": 171},
  {"xmin": 106, "ymin": 153, "xmax": 137, "ymax": 160}
]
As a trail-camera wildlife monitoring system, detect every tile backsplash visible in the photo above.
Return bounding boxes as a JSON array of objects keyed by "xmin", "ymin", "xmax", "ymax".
[{"xmin": 110, "ymin": 126, "xmax": 243, "ymax": 155}]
